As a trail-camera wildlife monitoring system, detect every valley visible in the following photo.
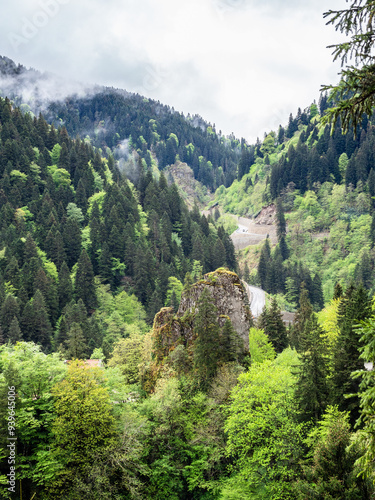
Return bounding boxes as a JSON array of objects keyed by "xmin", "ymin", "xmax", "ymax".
[{"xmin": 1, "ymin": 17, "xmax": 375, "ymax": 496}]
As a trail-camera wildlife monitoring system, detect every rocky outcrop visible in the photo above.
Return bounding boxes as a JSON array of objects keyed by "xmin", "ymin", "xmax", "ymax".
[
  {"xmin": 165, "ymin": 161, "xmax": 213, "ymax": 209},
  {"xmin": 152, "ymin": 268, "xmax": 252, "ymax": 362},
  {"xmin": 254, "ymin": 204, "xmax": 276, "ymax": 225}
]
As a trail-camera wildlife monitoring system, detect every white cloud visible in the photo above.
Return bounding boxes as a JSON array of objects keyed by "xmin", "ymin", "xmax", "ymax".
[{"xmin": 0, "ymin": 0, "xmax": 345, "ymax": 141}]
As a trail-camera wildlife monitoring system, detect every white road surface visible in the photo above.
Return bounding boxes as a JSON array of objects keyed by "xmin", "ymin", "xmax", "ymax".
[
  {"xmin": 235, "ymin": 219, "xmax": 266, "ymax": 317},
  {"xmin": 244, "ymin": 283, "xmax": 266, "ymax": 318}
]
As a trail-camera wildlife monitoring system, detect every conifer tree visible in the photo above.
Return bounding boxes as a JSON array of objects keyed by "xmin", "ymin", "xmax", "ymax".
[
  {"xmin": 333, "ymin": 282, "xmax": 343, "ymax": 300},
  {"xmin": 21, "ymin": 289, "xmax": 52, "ymax": 351},
  {"xmin": 55, "ymin": 316, "xmax": 69, "ymax": 351},
  {"xmin": 312, "ymin": 273, "xmax": 324, "ymax": 310},
  {"xmin": 295, "ymin": 314, "xmax": 329, "ymax": 423},
  {"xmin": 4, "ymin": 256, "xmax": 20, "ymax": 291},
  {"xmin": 108, "ymin": 224, "xmax": 123, "ymax": 260},
  {"xmin": 237, "ymin": 148, "xmax": 253, "ymax": 180},
  {"xmin": 20, "ymin": 256, "xmax": 42, "ymax": 298},
  {"xmin": 183, "ymin": 272, "xmax": 193, "ymax": 291},
  {"xmin": 220, "ymin": 319, "xmax": 243, "ymax": 363},
  {"xmin": 323, "ymin": 2, "xmax": 375, "ymax": 133},
  {"xmin": 51, "ymin": 230, "xmax": 67, "ymax": 270},
  {"xmin": 222, "ymin": 231, "xmax": 237, "ymax": 272},
  {"xmin": 33, "ymin": 267, "xmax": 59, "ymax": 324},
  {"xmin": 371, "ymin": 212, "xmax": 375, "ymax": 249},
  {"xmin": 65, "ymin": 322, "xmax": 88, "ymax": 359},
  {"xmin": 285, "ymin": 277, "xmax": 298, "ymax": 308},
  {"xmin": 331, "ymin": 284, "xmax": 372, "ymax": 424},
  {"xmin": 278, "ymin": 235, "xmax": 289, "ymax": 261},
  {"xmin": 8, "ymin": 316, "xmax": 22, "ymax": 344},
  {"xmin": 355, "ymin": 251, "xmax": 372, "ymax": 289},
  {"xmin": 258, "ymin": 297, "xmax": 287, "ymax": 353},
  {"xmin": 147, "ymin": 288, "xmax": 164, "ymax": 323},
  {"xmin": 63, "ymin": 218, "xmax": 82, "ymax": 268},
  {"xmin": 295, "ymin": 407, "xmax": 372, "ymax": 498},
  {"xmin": 257, "ymin": 237, "xmax": 271, "ymax": 290},
  {"xmin": 290, "ymin": 284, "xmax": 314, "ymax": 352},
  {"xmin": 75, "ymin": 249, "xmax": 97, "ymax": 311},
  {"xmin": 276, "ymin": 197, "xmax": 286, "ymax": 241},
  {"xmin": 0, "ymin": 294, "xmax": 20, "ymax": 338},
  {"xmin": 243, "ymin": 262, "xmax": 250, "ymax": 283},
  {"xmin": 99, "ymin": 242, "xmax": 114, "ymax": 287},
  {"xmin": 193, "ymin": 289, "xmax": 221, "ymax": 389},
  {"xmin": 58, "ymin": 261, "xmax": 73, "ymax": 310}
]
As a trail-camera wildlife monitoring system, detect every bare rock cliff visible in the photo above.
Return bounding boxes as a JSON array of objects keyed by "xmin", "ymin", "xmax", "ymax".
[{"xmin": 152, "ymin": 269, "xmax": 252, "ymax": 362}]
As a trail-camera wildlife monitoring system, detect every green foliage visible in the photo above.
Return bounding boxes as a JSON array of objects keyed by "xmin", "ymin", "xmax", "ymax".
[
  {"xmin": 108, "ymin": 334, "xmax": 144, "ymax": 385},
  {"xmin": 47, "ymin": 165, "xmax": 71, "ymax": 187},
  {"xmin": 6, "ymin": 63, "xmax": 375, "ymax": 498},
  {"xmin": 295, "ymin": 314, "xmax": 329, "ymax": 423},
  {"xmin": 10, "ymin": 169, "xmax": 27, "ymax": 181},
  {"xmin": 248, "ymin": 327, "xmax": 276, "ymax": 364},
  {"xmin": 193, "ymin": 289, "xmax": 222, "ymax": 389},
  {"xmin": 295, "ymin": 406, "xmax": 372, "ymax": 499},
  {"xmin": 51, "ymin": 361, "xmax": 116, "ymax": 483},
  {"xmin": 331, "ymin": 284, "xmax": 372, "ymax": 424},
  {"xmin": 215, "ymin": 213, "xmax": 238, "ymax": 235},
  {"xmin": 66, "ymin": 202, "xmax": 84, "ymax": 223},
  {"xmin": 64, "ymin": 322, "xmax": 89, "ymax": 359},
  {"xmin": 353, "ymin": 316, "xmax": 375, "ymax": 480},
  {"xmin": 50, "ymin": 143, "xmax": 62, "ymax": 164},
  {"xmin": 322, "ymin": 1, "xmax": 375, "ymax": 133},
  {"xmin": 257, "ymin": 297, "xmax": 288, "ymax": 353},
  {"xmin": 95, "ymin": 282, "xmax": 148, "ymax": 340},
  {"xmin": 225, "ymin": 349, "xmax": 304, "ymax": 499},
  {"xmin": 0, "ymin": 343, "xmax": 67, "ymax": 491},
  {"xmin": 165, "ymin": 276, "xmax": 183, "ymax": 309},
  {"xmin": 74, "ymin": 249, "xmax": 97, "ymax": 311}
]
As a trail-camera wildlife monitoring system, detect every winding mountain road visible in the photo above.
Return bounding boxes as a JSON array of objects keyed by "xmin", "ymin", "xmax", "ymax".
[
  {"xmin": 230, "ymin": 216, "xmax": 277, "ymax": 250},
  {"xmin": 233, "ymin": 218, "xmax": 293, "ymax": 322},
  {"xmin": 244, "ymin": 283, "xmax": 266, "ymax": 318}
]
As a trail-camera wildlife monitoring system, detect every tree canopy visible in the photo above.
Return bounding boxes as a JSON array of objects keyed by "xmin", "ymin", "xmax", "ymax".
[{"xmin": 323, "ymin": 1, "xmax": 375, "ymax": 132}]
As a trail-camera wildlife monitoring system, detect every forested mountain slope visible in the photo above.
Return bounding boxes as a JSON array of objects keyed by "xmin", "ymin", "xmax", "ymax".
[
  {"xmin": 0, "ymin": 55, "xmax": 243, "ymax": 191},
  {"xmin": 2, "ymin": 48, "xmax": 375, "ymax": 499},
  {"xmin": 216, "ymin": 99, "xmax": 375, "ymax": 305},
  {"xmin": 0, "ymin": 96, "xmax": 236, "ymax": 354}
]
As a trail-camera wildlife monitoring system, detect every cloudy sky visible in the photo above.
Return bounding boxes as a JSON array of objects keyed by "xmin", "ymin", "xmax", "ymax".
[{"xmin": 1, "ymin": 0, "xmax": 345, "ymax": 142}]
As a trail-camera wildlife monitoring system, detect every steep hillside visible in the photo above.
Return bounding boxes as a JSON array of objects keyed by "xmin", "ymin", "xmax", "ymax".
[
  {"xmin": 165, "ymin": 161, "xmax": 213, "ymax": 209},
  {"xmin": 0, "ymin": 97, "xmax": 236, "ymax": 354},
  {"xmin": 0, "ymin": 56, "xmax": 243, "ymax": 191},
  {"xmin": 219, "ymin": 100, "xmax": 375, "ymax": 306}
]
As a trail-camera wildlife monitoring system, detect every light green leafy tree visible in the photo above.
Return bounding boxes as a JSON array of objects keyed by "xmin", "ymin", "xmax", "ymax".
[
  {"xmin": 49, "ymin": 360, "xmax": 116, "ymax": 496},
  {"xmin": 225, "ymin": 349, "xmax": 303, "ymax": 499},
  {"xmin": 50, "ymin": 143, "xmax": 62, "ymax": 165},
  {"xmin": 165, "ymin": 276, "xmax": 184, "ymax": 309},
  {"xmin": 248, "ymin": 327, "xmax": 276, "ymax": 364},
  {"xmin": 0, "ymin": 342, "xmax": 67, "ymax": 493},
  {"xmin": 66, "ymin": 202, "xmax": 84, "ymax": 224},
  {"xmin": 108, "ymin": 335, "xmax": 145, "ymax": 385}
]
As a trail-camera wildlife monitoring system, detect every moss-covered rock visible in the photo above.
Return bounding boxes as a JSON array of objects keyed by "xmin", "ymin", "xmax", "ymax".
[{"xmin": 152, "ymin": 269, "xmax": 252, "ymax": 361}]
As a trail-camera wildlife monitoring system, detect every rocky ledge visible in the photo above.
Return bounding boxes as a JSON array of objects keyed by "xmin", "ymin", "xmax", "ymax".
[{"xmin": 152, "ymin": 268, "xmax": 253, "ymax": 362}]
